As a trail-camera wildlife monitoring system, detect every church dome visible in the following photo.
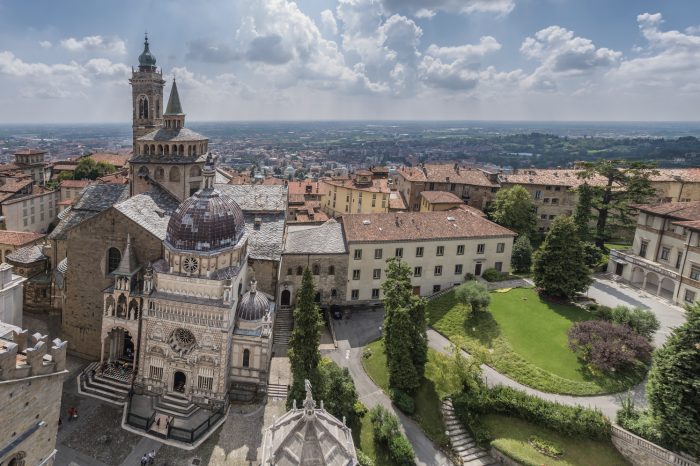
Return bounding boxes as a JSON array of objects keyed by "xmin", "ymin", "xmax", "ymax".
[
  {"xmin": 138, "ymin": 35, "xmax": 157, "ymax": 68},
  {"xmin": 166, "ymin": 189, "xmax": 245, "ymax": 252},
  {"xmin": 237, "ymin": 281, "xmax": 269, "ymax": 321}
]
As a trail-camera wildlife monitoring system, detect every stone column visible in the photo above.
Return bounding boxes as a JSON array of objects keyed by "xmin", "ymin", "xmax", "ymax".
[{"xmin": 100, "ymin": 338, "xmax": 105, "ymax": 365}]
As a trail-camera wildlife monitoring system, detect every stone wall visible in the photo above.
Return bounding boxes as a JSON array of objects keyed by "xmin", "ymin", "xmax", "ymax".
[
  {"xmin": 0, "ymin": 370, "xmax": 66, "ymax": 466},
  {"xmin": 250, "ymin": 258, "xmax": 279, "ymax": 297},
  {"xmin": 62, "ymin": 208, "xmax": 163, "ymax": 358},
  {"xmin": 611, "ymin": 425, "xmax": 699, "ymax": 466},
  {"xmin": 278, "ymin": 253, "xmax": 349, "ymax": 307}
]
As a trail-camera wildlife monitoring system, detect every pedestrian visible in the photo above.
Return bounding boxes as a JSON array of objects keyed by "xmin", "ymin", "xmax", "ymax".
[
  {"xmin": 140, "ymin": 454, "xmax": 148, "ymax": 466},
  {"xmin": 72, "ymin": 408, "xmax": 79, "ymax": 419},
  {"xmin": 156, "ymin": 417, "xmax": 161, "ymax": 428},
  {"xmin": 148, "ymin": 449, "xmax": 156, "ymax": 465}
]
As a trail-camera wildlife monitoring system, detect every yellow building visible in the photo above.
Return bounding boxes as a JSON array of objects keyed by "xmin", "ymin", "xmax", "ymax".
[
  {"xmin": 419, "ymin": 190, "xmax": 464, "ymax": 212},
  {"xmin": 321, "ymin": 171, "xmax": 391, "ymax": 217}
]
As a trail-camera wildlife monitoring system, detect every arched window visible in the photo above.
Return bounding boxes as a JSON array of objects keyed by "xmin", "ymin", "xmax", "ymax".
[
  {"xmin": 144, "ymin": 145, "xmax": 150, "ymax": 155},
  {"xmin": 157, "ymin": 144, "xmax": 163, "ymax": 155},
  {"xmin": 190, "ymin": 165, "xmax": 201, "ymax": 177},
  {"xmin": 150, "ymin": 144, "xmax": 156, "ymax": 154},
  {"xmin": 287, "ymin": 268, "xmax": 292, "ymax": 276},
  {"xmin": 312, "ymin": 264, "xmax": 320, "ymax": 275},
  {"xmin": 143, "ymin": 97, "xmax": 149, "ymax": 119},
  {"xmin": 107, "ymin": 247, "xmax": 121, "ymax": 274},
  {"xmin": 138, "ymin": 98, "xmax": 144, "ymax": 119},
  {"xmin": 138, "ymin": 166, "xmax": 149, "ymax": 178},
  {"xmin": 164, "ymin": 145, "xmax": 170, "ymax": 156},
  {"xmin": 328, "ymin": 265, "xmax": 335, "ymax": 275},
  {"xmin": 180, "ymin": 144, "xmax": 185, "ymax": 156},
  {"xmin": 169, "ymin": 167, "xmax": 180, "ymax": 182},
  {"xmin": 296, "ymin": 266, "xmax": 303, "ymax": 276},
  {"xmin": 156, "ymin": 99, "xmax": 160, "ymax": 118},
  {"xmin": 242, "ymin": 349, "xmax": 250, "ymax": 368},
  {"xmin": 154, "ymin": 167, "xmax": 164, "ymax": 181},
  {"xmin": 331, "ymin": 288, "xmax": 337, "ymax": 297}
]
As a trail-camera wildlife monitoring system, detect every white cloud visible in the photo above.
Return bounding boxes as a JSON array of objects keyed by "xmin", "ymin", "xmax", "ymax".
[
  {"xmin": 414, "ymin": 9, "xmax": 436, "ymax": 19},
  {"xmin": 381, "ymin": 0, "xmax": 515, "ymax": 16},
  {"xmin": 419, "ymin": 37, "xmax": 503, "ymax": 90},
  {"xmin": 39, "ymin": 40, "xmax": 52, "ymax": 49},
  {"xmin": 520, "ymin": 26, "xmax": 621, "ymax": 90},
  {"xmin": 60, "ymin": 35, "xmax": 127, "ymax": 55},
  {"xmin": 320, "ymin": 9, "xmax": 338, "ymax": 35},
  {"xmin": 426, "ymin": 36, "xmax": 501, "ymax": 60},
  {"xmin": 84, "ymin": 58, "xmax": 130, "ymax": 78}
]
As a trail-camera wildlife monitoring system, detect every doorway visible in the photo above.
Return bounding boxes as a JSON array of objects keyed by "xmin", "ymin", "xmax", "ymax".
[
  {"xmin": 123, "ymin": 333, "xmax": 134, "ymax": 359},
  {"xmin": 615, "ymin": 262, "xmax": 624, "ymax": 276},
  {"xmin": 281, "ymin": 289, "xmax": 291, "ymax": 306},
  {"xmin": 412, "ymin": 286, "xmax": 421, "ymax": 295},
  {"xmin": 173, "ymin": 371, "xmax": 187, "ymax": 393},
  {"xmin": 475, "ymin": 263, "xmax": 483, "ymax": 276}
]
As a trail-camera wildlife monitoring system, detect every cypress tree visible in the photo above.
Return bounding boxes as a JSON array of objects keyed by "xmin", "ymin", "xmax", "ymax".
[{"xmin": 511, "ymin": 234, "xmax": 533, "ymax": 273}]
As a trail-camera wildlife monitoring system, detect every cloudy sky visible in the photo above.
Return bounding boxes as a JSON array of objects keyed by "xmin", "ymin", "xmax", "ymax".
[{"xmin": 1, "ymin": 0, "xmax": 700, "ymax": 123}]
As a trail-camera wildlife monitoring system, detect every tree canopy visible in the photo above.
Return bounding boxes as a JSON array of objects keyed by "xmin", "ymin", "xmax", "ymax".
[
  {"xmin": 488, "ymin": 185, "xmax": 537, "ymax": 237},
  {"xmin": 455, "ymin": 281, "xmax": 490, "ymax": 314},
  {"xmin": 73, "ymin": 157, "xmax": 116, "ymax": 180},
  {"xmin": 533, "ymin": 216, "xmax": 592, "ymax": 299},
  {"xmin": 511, "ymin": 234, "xmax": 533, "ymax": 273}
]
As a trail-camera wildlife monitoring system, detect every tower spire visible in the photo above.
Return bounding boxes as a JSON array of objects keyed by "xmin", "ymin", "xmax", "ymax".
[{"xmin": 165, "ymin": 79, "xmax": 184, "ymax": 115}]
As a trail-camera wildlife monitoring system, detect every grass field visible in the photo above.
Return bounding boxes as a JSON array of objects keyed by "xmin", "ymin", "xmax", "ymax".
[
  {"xmin": 483, "ymin": 414, "xmax": 630, "ymax": 466},
  {"xmin": 362, "ymin": 339, "xmax": 462, "ymax": 447},
  {"xmin": 428, "ymin": 287, "xmax": 646, "ymax": 395},
  {"xmin": 353, "ymin": 413, "xmax": 395, "ymax": 466}
]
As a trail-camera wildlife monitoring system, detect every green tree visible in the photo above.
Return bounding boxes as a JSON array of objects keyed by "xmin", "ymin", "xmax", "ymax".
[
  {"xmin": 573, "ymin": 182, "xmax": 593, "ymax": 241},
  {"xmin": 317, "ymin": 358, "xmax": 359, "ymax": 424},
  {"xmin": 488, "ymin": 185, "xmax": 537, "ymax": 237},
  {"xmin": 57, "ymin": 171, "xmax": 74, "ymax": 181},
  {"xmin": 455, "ymin": 281, "xmax": 490, "ymax": 313},
  {"xmin": 647, "ymin": 303, "xmax": 700, "ymax": 457},
  {"xmin": 382, "ymin": 258, "xmax": 427, "ymax": 394},
  {"xmin": 533, "ymin": 216, "xmax": 592, "ymax": 299},
  {"xmin": 578, "ymin": 160, "xmax": 657, "ymax": 248},
  {"xmin": 73, "ymin": 157, "xmax": 116, "ymax": 180},
  {"xmin": 287, "ymin": 267, "xmax": 322, "ymax": 407},
  {"xmin": 511, "ymin": 235, "xmax": 533, "ymax": 273}
]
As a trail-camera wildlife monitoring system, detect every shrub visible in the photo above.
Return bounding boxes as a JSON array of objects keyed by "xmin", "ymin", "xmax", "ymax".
[
  {"xmin": 593, "ymin": 305, "xmax": 660, "ymax": 340},
  {"xmin": 464, "ymin": 272, "xmax": 475, "ymax": 281},
  {"xmin": 354, "ymin": 401, "xmax": 368, "ymax": 418},
  {"xmin": 356, "ymin": 450, "xmax": 374, "ymax": 466},
  {"xmin": 455, "ymin": 281, "xmax": 490, "ymax": 312},
  {"xmin": 616, "ymin": 395, "xmax": 663, "ymax": 445},
  {"xmin": 528, "ymin": 435, "xmax": 564, "ymax": 457},
  {"xmin": 390, "ymin": 389, "xmax": 415, "ymax": 415},
  {"xmin": 369, "ymin": 405, "xmax": 400, "ymax": 443},
  {"xmin": 582, "ymin": 241, "xmax": 604, "ymax": 268},
  {"xmin": 388, "ymin": 435, "xmax": 416, "ymax": 465},
  {"xmin": 568, "ymin": 320, "xmax": 652, "ymax": 373},
  {"xmin": 482, "ymin": 268, "xmax": 509, "ymax": 282},
  {"xmin": 452, "ymin": 385, "xmax": 611, "ymax": 440}
]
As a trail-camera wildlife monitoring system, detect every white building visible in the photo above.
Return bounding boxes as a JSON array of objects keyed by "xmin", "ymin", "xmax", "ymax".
[
  {"xmin": 608, "ymin": 201, "xmax": 700, "ymax": 305},
  {"xmin": 0, "ymin": 263, "xmax": 26, "ymax": 327},
  {"xmin": 1, "ymin": 189, "xmax": 60, "ymax": 233},
  {"xmin": 342, "ymin": 209, "xmax": 515, "ymax": 302}
]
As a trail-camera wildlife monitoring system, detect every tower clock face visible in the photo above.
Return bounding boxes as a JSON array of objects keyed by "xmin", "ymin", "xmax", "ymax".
[{"xmin": 183, "ymin": 257, "xmax": 199, "ymax": 274}]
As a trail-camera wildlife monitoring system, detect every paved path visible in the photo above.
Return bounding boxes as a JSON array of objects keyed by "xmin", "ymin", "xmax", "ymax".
[{"xmin": 328, "ymin": 311, "xmax": 454, "ymax": 466}]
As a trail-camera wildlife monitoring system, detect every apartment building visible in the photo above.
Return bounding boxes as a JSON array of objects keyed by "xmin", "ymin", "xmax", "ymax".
[
  {"xmin": 608, "ymin": 201, "xmax": 700, "ymax": 305},
  {"xmin": 419, "ymin": 191, "xmax": 464, "ymax": 212},
  {"xmin": 394, "ymin": 164, "xmax": 499, "ymax": 211},
  {"xmin": 342, "ymin": 209, "xmax": 515, "ymax": 303},
  {"xmin": 1, "ymin": 188, "xmax": 60, "ymax": 233},
  {"xmin": 286, "ymin": 179, "xmax": 329, "ymax": 224},
  {"xmin": 321, "ymin": 171, "xmax": 391, "ymax": 217},
  {"xmin": 9, "ymin": 149, "xmax": 49, "ymax": 186}
]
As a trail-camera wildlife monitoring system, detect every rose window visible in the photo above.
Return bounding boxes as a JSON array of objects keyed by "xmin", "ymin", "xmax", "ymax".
[
  {"xmin": 168, "ymin": 328, "xmax": 196, "ymax": 356},
  {"xmin": 183, "ymin": 257, "xmax": 199, "ymax": 274}
]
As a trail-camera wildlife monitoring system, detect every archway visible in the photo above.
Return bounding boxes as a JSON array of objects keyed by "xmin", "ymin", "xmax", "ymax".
[
  {"xmin": 281, "ymin": 289, "xmax": 291, "ymax": 306},
  {"xmin": 173, "ymin": 371, "xmax": 186, "ymax": 393},
  {"xmin": 631, "ymin": 267, "xmax": 644, "ymax": 287},
  {"xmin": 645, "ymin": 272, "xmax": 660, "ymax": 294},
  {"xmin": 659, "ymin": 278, "xmax": 675, "ymax": 300},
  {"xmin": 314, "ymin": 292, "xmax": 321, "ymax": 303},
  {"xmin": 116, "ymin": 294, "xmax": 127, "ymax": 318}
]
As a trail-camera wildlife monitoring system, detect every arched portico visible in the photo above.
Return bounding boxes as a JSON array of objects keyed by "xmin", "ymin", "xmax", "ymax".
[
  {"xmin": 659, "ymin": 277, "xmax": 675, "ymax": 300},
  {"xmin": 631, "ymin": 267, "xmax": 645, "ymax": 288},
  {"xmin": 644, "ymin": 272, "xmax": 660, "ymax": 294}
]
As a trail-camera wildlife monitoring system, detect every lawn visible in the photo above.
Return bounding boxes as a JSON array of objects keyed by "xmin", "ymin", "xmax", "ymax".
[
  {"xmin": 482, "ymin": 414, "xmax": 629, "ymax": 466},
  {"xmin": 428, "ymin": 287, "xmax": 646, "ymax": 395},
  {"xmin": 362, "ymin": 339, "xmax": 462, "ymax": 448},
  {"xmin": 353, "ymin": 412, "xmax": 395, "ymax": 466}
]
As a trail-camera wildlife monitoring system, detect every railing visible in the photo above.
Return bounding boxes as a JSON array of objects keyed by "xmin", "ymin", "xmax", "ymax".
[
  {"xmin": 612, "ymin": 425, "xmax": 699, "ymax": 466},
  {"xmin": 168, "ymin": 409, "xmax": 225, "ymax": 443}
]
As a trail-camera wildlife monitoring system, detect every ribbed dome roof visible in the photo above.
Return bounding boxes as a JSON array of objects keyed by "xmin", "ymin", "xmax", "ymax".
[
  {"xmin": 138, "ymin": 35, "xmax": 157, "ymax": 68},
  {"xmin": 166, "ymin": 189, "xmax": 245, "ymax": 252},
  {"xmin": 237, "ymin": 281, "xmax": 269, "ymax": 321}
]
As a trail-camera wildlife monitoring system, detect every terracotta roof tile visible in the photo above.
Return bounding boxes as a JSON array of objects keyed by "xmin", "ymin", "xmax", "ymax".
[
  {"xmin": 322, "ymin": 177, "xmax": 390, "ymax": 193},
  {"xmin": 420, "ymin": 191, "xmax": 463, "ymax": 204},
  {"xmin": 633, "ymin": 201, "xmax": 700, "ymax": 220},
  {"xmin": 89, "ymin": 153, "xmax": 131, "ymax": 168},
  {"xmin": 0, "ymin": 230, "xmax": 45, "ymax": 246},
  {"xmin": 343, "ymin": 209, "xmax": 515, "ymax": 243},
  {"xmin": 59, "ymin": 180, "xmax": 91, "ymax": 188}
]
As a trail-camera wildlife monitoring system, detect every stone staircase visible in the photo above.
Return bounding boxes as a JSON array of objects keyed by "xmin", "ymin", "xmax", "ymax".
[
  {"xmin": 442, "ymin": 399, "xmax": 498, "ymax": 466},
  {"xmin": 155, "ymin": 393, "xmax": 200, "ymax": 418},
  {"xmin": 77, "ymin": 362, "xmax": 130, "ymax": 405},
  {"xmin": 273, "ymin": 305, "xmax": 293, "ymax": 352},
  {"xmin": 267, "ymin": 383, "xmax": 289, "ymax": 400}
]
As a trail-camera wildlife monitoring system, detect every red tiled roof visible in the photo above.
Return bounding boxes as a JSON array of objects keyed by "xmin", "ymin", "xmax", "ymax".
[
  {"xmin": 0, "ymin": 178, "xmax": 32, "ymax": 193},
  {"xmin": 500, "ymin": 169, "xmax": 609, "ymax": 187},
  {"xmin": 322, "ymin": 177, "xmax": 390, "ymax": 193},
  {"xmin": 343, "ymin": 209, "xmax": 515, "ymax": 243},
  {"xmin": 287, "ymin": 180, "xmax": 326, "ymax": 196},
  {"xmin": 60, "ymin": 179, "xmax": 91, "ymax": 188},
  {"xmin": 397, "ymin": 164, "xmax": 498, "ymax": 188},
  {"xmin": 420, "ymin": 191, "xmax": 463, "ymax": 204},
  {"xmin": 633, "ymin": 201, "xmax": 700, "ymax": 220},
  {"xmin": 88, "ymin": 153, "xmax": 131, "ymax": 168},
  {"xmin": 0, "ymin": 230, "xmax": 45, "ymax": 246},
  {"xmin": 389, "ymin": 192, "xmax": 407, "ymax": 210}
]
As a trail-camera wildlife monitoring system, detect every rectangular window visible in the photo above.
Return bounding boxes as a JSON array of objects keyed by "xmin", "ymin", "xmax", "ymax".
[
  {"xmin": 457, "ymin": 245, "xmax": 465, "ymax": 255},
  {"xmin": 415, "ymin": 246, "xmax": 424, "ymax": 257},
  {"xmin": 496, "ymin": 242, "xmax": 505, "ymax": 253},
  {"xmin": 395, "ymin": 248, "xmax": 403, "ymax": 258},
  {"xmin": 660, "ymin": 247, "xmax": 670, "ymax": 261},
  {"xmin": 551, "ymin": 198, "xmax": 559, "ymax": 205},
  {"xmin": 639, "ymin": 241, "xmax": 649, "ymax": 258},
  {"xmin": 414, "ymin": 266, "xmax": 422, "ymax": 277},
  {"xmin": 371, "ymin": 288, "xmax": 380, "ymax": 299},
  {"xmin": 434, "ymin": 265, "xmax": 442, "ymax": 276},
  {"xmin": 450, "ymin": 183, "xmax": 456, "ymax": 191},
  {"xmin": 373, "ymin": 269, "xmax": 381, "ymax": 280},
  {"xmin": 545, "ymin": 185, "xmax": 552, "ymax": 190},
  {"xmin": 676, "ymin": 251, "xmax": 683, "ymax": 269},
  {"xmin": 554, "ymin": 186, "xmax": 561, "ymax": 191},
  {"xmin": 455, "ymin": 264, "xmax": 463, "ymax": 274},
  {"xmin": 691, "ymin": 266, "xmax": 700, "ymax": 281},
  {"xmin": 198, "ymin": 375, "xmax": 214, "ymax": 391},
  {"xmin": 541, "ymin": 214, "xmax": 548, "ymax": 219},
  {"xmin": 495, "ymin": 261, "xmax": 503, "ymax": 272},
  {"xmin": 351, "ymin": 289, "xmax": 359, "ymax": 300},
  {"xmin": 436, "ymin": 246, "xmax": 444, "ymax": 256},
  {"xmin": 433, "ymin": 285, "xmax": 441, "ymax": 293},
  {"xmin": 352, "ymin": 269, "xmax": 361, "ymax": 280},
  {"xmin": 477, "ymin": 244, "xmax": 485, "ymax": 254},
  {"xmin": 374, "ymin": 248, "xmax": 383, "ymax": 259},
  {"xmin": 534, "ymin": 190, "xmax": 542, "ymax": 200},
  {"xmin": 684, "ymin": 289, "xmax": 696, "ymax": 303},
  {"xmin": 354, "ymin": 249, "xmax": 362, "ymax": 260},
  {"xmin": 149, "ymin": 365, "xmax": 164, "ymax": 381},
  {"xmin": 543, "ymin": 198, "xmax": 550, "ymax": 204}
]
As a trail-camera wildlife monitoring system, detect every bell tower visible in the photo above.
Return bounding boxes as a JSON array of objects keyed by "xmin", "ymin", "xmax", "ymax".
[{"xmin": 129, "ymin": 34, "xmax": 165, "ymax": 147}]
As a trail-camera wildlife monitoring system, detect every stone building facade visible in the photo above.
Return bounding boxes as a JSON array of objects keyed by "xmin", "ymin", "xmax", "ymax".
[{"xmin": 0, "ymin": 324, "xmax": 68, "ymax": 466}]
